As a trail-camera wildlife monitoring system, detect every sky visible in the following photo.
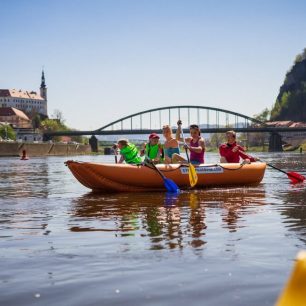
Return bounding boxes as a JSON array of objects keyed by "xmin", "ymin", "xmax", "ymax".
[{"xmin": 1, "ymin": 0, "xmax": 306, "ymax": 131}]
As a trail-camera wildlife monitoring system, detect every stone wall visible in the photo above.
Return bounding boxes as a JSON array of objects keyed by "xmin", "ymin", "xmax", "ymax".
[{"xmin": 0, "ymin": 142, "xmax": 91, "ymax": 157}]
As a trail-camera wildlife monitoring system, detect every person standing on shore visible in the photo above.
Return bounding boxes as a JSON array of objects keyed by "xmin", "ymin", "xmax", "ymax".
[{"xmin": 219, "ymin": 130, "xmax": 257, "ymax": 163}]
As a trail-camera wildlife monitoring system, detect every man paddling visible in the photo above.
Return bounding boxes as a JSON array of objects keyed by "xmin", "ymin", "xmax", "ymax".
[{"xmin": 219, "ymin": 130, "xmax": 258, "ymax": 163}]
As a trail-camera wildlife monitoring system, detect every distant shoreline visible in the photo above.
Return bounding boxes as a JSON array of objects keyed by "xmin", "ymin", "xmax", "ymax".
[{"xmin": 0, "ymin": 142, "xmax": 91, "ymax": 157}]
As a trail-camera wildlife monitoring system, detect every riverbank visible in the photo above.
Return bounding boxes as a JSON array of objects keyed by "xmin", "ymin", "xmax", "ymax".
[{"xmin": 0, "ymin": 142, "xmax": 91, "ymax": 157}]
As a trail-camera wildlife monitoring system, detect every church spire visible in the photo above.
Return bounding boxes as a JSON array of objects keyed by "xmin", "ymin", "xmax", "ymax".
[
  {"xmin": 40, "ymin": 69, "xmax": 47, "ymax": 100},
  {"xmin": 40, "ymin": 69, "xmax": 46, "ymax": 88}
]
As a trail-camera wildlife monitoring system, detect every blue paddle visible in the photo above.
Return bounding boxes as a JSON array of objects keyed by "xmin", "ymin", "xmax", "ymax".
[{"xmin": 145, "ymin": 159, "xmax": 180, "ymax": 193}]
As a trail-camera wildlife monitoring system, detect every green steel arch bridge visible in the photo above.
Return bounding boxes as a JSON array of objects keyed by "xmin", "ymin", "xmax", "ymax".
[{"xmin": 43, "ymin": 105, "xmax": 306, "ymax": 151}]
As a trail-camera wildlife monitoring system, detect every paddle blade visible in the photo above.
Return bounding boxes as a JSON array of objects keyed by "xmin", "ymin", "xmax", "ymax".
[
  {"xmin": 287, "ymin": 172, "xmax": 305, "ymax": 184},
  {"xmin": 188, "ymin": 164, "xmax": 198, "ymax": 188},
  {"xmin": 164, "ymin": 178, "xmax": 180, "ymax": 193},
  {"xmin": 276, "ymin": 251, "xmax": 306, "ymax": 306}
]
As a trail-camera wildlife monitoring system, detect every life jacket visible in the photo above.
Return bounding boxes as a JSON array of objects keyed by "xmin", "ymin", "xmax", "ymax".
[
  {"xmin": 120, "ymin": 143, "xmax": 142, "ymax": 164},
  {"xmin": 145, "ymin": 143, "xmax": 164, "ymax": 160}
]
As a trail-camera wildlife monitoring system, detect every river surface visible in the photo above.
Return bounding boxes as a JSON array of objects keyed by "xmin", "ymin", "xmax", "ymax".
[{"xmin": 0, "ymin": 153, "xmax": 305, "ymax": 306}]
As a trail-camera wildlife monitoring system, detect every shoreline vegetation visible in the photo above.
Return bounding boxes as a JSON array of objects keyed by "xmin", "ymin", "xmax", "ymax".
[{"xmin": 1, "ymin": 139, "xmax": 304, "ymax": 158}]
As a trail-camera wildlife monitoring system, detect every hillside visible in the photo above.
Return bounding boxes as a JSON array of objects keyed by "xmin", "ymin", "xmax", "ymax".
[{"xmin": 270, "ymin": 49, "xmax": 306, "ymax": 122}]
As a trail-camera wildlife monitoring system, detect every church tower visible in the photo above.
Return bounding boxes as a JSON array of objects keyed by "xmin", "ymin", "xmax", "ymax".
[{"xmin": 40, "ymin": 69, "xmax": 47, "ymax": 101}]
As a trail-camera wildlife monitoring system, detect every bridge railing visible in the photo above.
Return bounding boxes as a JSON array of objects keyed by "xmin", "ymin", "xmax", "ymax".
[{"xmin": 97, "ymin": 105, "xmax": 262, "ymax": 133}]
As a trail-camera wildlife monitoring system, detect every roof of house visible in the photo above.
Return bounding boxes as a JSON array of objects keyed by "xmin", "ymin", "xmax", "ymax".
[
  {"xmin": 266, "ymin": 121, "xmax": 306, "ymax": 127},
  {"xmin": 265, "ymin": 121, "xmax": 294, "ymax": 127},
  {"xmin": 0, "ymin": 107, "xmax": 31, "ymax": 121},
  {"xmin": 0, "ymin": 89, "xmax": 45, "ymax": 100}
]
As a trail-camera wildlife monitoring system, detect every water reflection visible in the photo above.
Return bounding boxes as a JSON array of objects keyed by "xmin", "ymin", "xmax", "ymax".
[
  {"xmin": 69, "ymin": 187, "xmax": 267, "ymax": 250},
  {"xmin": 277, "ymin": 185, "xmax": 306, "ymax": 244},
  {"xmin": 2, "ymin": 154, "xmax": 306, "ymax": 306},
  {"xmin": 0, "ymin": 159, "xmax": 49, "ymax": 198}
]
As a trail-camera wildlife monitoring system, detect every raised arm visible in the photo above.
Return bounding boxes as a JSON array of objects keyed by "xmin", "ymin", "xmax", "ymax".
[{"xmin": 176, "ymin": 121, "xmax": 184, "ymax": 142}]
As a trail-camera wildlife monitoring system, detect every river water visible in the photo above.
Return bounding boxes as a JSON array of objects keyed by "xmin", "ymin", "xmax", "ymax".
[{"xmin": 0, "ymin": 153, "xmax": 305, "ymax": 306}]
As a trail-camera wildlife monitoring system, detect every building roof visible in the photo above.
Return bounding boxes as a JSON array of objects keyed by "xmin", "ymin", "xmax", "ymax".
[
  {"xmin": 266, "ymin": 121, "xmax": 306, "ymax": 127},
  {"xmin": 265, "ymin": 121, "xmax": 293, "ymax": 127},
  {"xmin": 289, "ymin": 121, "xmax": 306, "ymax": 127},
  {"xmin": 0, "ymin": 89, "xmax": 45, "ymax": 100},
  {"xmin": 0, "ymin": 107, "xmax": 31, "ymax": 121}
]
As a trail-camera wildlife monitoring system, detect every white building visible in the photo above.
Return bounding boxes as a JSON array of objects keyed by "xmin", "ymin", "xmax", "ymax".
[{"xmin": 0, "ymin": 71, "xmax": 48, "ymax": 117}]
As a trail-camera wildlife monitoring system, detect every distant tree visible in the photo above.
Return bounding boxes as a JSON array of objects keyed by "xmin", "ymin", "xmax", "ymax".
[
  {"xmin": 40, "ymin": 118, "xmax": 68, "ymax": 142},
  {"xmin": 32, "ymin": 113, "xmax": 42, "ymax": 130},
  {"xmin": 52, "ymin": 109, "xmax": 65, "ymax": 125},
  {"xmin": 253, "ymin": 108, "xmax": 270, "ymax": 122},
  {"xmin": 210, "ymin": 133, "xmax": 226, "ymax": 148},
  {"xmin": 0, "ymin": 124, "xmax": 16, "ymax": 140},
  {"xmin": 250, "ymin": 108, "xmax": 271, "ymax": 148},
  {"xmin": 40, "ymin": 119, "xmax": 65, "ymax": 132},
  {"xmin": 270, "ymin": 101, "xmax": 281, "ymax": 120},
  {"xmin": 42, "ymin": 110, "xmax": 89, "ymax": 144}
]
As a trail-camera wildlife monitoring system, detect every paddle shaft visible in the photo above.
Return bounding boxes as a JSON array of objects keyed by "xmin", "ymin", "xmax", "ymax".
[
  {"xmin": 266, "ymin": 162, "xmax": 288, "ymax": 175},
  {"xmin": 179, "ymin": 125, "xmax": 190, "ymax": 162},
  {"xmin": 238, "ymin": 150, "xmax": 287, "ymax": 174},
  {"xmin": 144, "ymin": 156, "xmax": 166, "ymax": 179},
  {"xmin": 150, "ymin": 161, "xmax": 167, "ymax": 180},
  {"xmin": 239, "ymin": 150, "xmax": 304, "ymax": 182},
  {"xmin": 113, "ymin": 145, "xmax": 118, "ymax": 163},
  {"xmin": 179, "ymin": 123, "xmax": 198, "ymax": 188}
]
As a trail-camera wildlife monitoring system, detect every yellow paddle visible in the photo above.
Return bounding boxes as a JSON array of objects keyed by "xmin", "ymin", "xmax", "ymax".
[{"xmin": 179, "ymin": 124, "xmax": 198, "ymax": 188}]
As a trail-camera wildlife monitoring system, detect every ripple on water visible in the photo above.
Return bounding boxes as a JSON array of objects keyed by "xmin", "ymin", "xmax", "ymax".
[{"xmin": 0, "ymin": 153, "xmax": 305, "ymax": 306}]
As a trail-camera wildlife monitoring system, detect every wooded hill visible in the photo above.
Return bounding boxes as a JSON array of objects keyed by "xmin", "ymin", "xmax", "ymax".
[{"xmin": 270, "ymin": 49, "xmax": 306, "ymax": 122}]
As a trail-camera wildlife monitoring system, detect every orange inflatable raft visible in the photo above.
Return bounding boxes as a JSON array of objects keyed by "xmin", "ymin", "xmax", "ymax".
[{"xmin": 65, "ymin": 160, "xmax": 266, "ymax": 192}]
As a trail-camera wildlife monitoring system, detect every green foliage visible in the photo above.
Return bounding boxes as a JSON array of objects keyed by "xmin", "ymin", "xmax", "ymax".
[
  {"xmin": 39, "ymin": 118, "xmax": 68, "ymax": 142},
  {"xmin": 271, "ymin": 89, "xmax": 306, "ymax": 121},
  {"xmin": 270, "ymin": 100, "xmax": 281, "ymax": 119},
  {"xmin": 209, "ymin": 133, "xmax": 226, "ymax": 147},
  {"xmin": 253, "ymin": 108, "xmax": 270, "ymax": 122},
  {"xmin": 271, "ymin": 47, "xmax": 306, "ymax": 122},
  {"xmin": 280, "ymin": 92, "xmax": 291, "ymax": 108},
  {"xmin": 294, "ymin": 48, "xmax": 306, "ymax": 63},
  {"xmin": 39, "ymin": 117, "xmax": 88, "ymax": 144},
  {"xmin": 0, "ymin": 124, "xmax": 16, "ymax": 140},
  {"xmin": 32, "ymin": 114, "xmax": 42, "ymax": 130},
  {"xmin": 40, "ymin": 118, "xmax": 67, "ymax": 132}
]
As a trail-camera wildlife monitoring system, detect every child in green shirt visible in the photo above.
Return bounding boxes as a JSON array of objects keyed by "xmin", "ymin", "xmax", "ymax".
[{"xmin": 116, "ymin": 139, "xmax": 142, "ymax": 164}]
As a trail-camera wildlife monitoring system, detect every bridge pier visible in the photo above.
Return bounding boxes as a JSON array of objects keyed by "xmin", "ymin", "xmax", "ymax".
[
  {"xmin": 89, "ymin": 135, "xmax": 98, "ymax": 152},
  {"xmin": 269, "ymin": 133, "xmax": 283, "ymax": 152}
]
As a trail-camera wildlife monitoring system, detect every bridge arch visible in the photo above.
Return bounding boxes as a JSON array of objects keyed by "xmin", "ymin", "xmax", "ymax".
[{"xmin": 95, "ymin": 105, "xmax": 264, "ymax": 132}]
